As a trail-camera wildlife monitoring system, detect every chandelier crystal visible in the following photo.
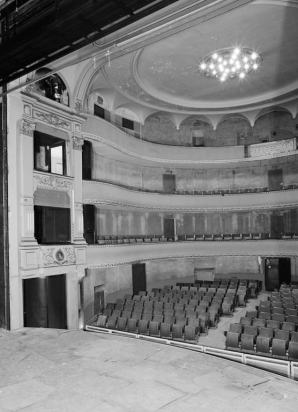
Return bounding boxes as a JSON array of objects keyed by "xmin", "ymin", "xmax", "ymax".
[{"xmin": 199, "ymin": 47, "xmax": 262, "ymax": 82}]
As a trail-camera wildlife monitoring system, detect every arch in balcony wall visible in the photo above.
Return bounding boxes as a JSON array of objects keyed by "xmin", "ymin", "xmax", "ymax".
[
  {"xmin": 87, "ymin": 89, "xmax": 111, "ymax": 114},
  {"xmin": 215, "ymin": 114, "xmax": 252, "ymax": 146},
  {"xmin": 114, "ymin": 104, "xmax": 143, "ymax": 123},
  {"xmin": 254, "ymin": 108, "xmax": 297, "ymax": 142},
  {"xmin": 143, "ymin": 112, "xmax": 180, "ymax": 145}
]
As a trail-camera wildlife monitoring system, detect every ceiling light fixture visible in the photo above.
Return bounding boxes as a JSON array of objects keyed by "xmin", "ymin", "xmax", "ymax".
[{"xmin": 199, "ymin": 47, "xmax": 262, "ymax": 82}]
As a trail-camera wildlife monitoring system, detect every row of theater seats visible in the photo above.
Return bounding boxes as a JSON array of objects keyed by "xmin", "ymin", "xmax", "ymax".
[
  {"xmin": 225, "ymin": 285, "xmax": 298, "ymax": 360},
  {"xmin": 93, "ymin": 278, "xmax": 258, "ymax": 344},
  {"xmin": 96, "ymin": 233, "xmax": 298, "ymax": 245},
  {"xmin": 95, "ymin": 180, "xmax": 298, "ymax": 195}
]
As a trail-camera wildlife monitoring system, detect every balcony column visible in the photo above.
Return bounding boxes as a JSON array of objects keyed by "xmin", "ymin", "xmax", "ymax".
[
  {"xmin": 72, "ymin": 135, "xmax": 86, "ymax": 245},
  {"xmin": 20, "ymin": 109, "xmax": 39, "ymax": 246}
]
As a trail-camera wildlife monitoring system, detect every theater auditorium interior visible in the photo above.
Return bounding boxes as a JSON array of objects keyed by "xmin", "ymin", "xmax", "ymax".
[{"xmin": 0, "ymin": 0, "xmax": 298, "ymax": 410}]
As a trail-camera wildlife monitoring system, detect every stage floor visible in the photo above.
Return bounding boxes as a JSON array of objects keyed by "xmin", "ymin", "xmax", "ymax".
[{"xmin": 1, "ymin": 307, "xmax": 297, "ymax": 412}]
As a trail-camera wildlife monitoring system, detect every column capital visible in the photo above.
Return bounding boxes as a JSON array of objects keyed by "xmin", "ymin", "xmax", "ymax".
[
  {"xmin": 72, "ymin": 135, "xmax": 84, "ymax": 151},
  {"xmin": 20, "ymin": 119, "xmax": 36, "ymax": 137}
]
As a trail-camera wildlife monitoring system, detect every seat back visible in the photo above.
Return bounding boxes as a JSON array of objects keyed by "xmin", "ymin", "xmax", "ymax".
[{"xmin": 258, "ymin": 327, "xmax": 274, "ymax": 339}]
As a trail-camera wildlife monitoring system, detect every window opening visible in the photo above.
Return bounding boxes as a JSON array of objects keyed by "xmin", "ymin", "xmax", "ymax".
[{"xmin": 34, "ymin": 132, "xmax": 66, "ymax": 175}]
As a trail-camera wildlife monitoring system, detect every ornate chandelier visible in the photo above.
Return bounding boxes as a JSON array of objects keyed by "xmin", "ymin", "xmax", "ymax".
[{"xmin": 199, "ymin": 47, "xmax": 262, "ymax": 82}]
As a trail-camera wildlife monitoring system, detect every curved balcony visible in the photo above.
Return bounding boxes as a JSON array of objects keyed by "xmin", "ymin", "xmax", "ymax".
[
  {"xmin": 86, "ymin": 239, "xmax": 298, "ymax": 268},
  {"xmin": 82, "ymin": 180, "xmax": 298, "ymax": 212},
  {"xmin": 82, "ymin": 116, "xmax": 298, "ymax": 165}
]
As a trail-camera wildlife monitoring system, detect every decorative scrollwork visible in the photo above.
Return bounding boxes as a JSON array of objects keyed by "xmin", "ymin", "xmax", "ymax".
[
  {"xmin": 39, "ymin": 246, "xmax": 76, "ymax": 267},
  {"xmin": 34, "ymin": 173, "xmax": 73, "ymax": 190},
  {"xmin": 34, "ymin": 111, "xmax": 70, "ymax": 129},
  {"xmin": 75, "ymin": 100, "xmax": 83, "ymax": 113}
]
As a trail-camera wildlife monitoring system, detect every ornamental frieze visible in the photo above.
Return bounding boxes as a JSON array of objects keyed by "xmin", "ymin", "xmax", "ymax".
[
  {"xmin": 39, "ymin": 246, "xmax": 76, "ymax": 267},
  {"xmin": 34, "ymin": 173, "xmax": 73, "ymax": 190},
  {"xmin": 83, "ymin": 198, "xmax": 298, "ymax": 213},
  {"xmin": 21, "ymin": 120, "xmax": 36, "ymax": 136},
  {"xmin": 34, "ymin": 111, "xmax": 70, "ymax": 130},
  {"xmin": 249, "ymin": 138, "xmax": 296, "ymax": 157}
]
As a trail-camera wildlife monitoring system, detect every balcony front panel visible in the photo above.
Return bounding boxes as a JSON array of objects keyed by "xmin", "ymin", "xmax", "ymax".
[
  {"xmin": 83, "ymin": 181, "xmax": 298, "ymax": 212},
  {"xmin": 86, "ymin": 239, "xmax": 298, "ymax": 268}
]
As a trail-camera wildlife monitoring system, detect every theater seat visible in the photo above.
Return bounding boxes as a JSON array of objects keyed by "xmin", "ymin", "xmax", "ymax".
[
  {"xmin": 225, "ymin": 332, "xmax": 240, "ymax": 351},
  {"xmin": 241, "ymin": 334, "xmax": 255, "ymax": 354},
  {"xmin": 97, "ymin": 315, "xmax": 107, "ymax": 328},
  {"xmin": 288, "ymin": 341, "xmax": 298, "ymax": 360},
  {"xmin": 127, "ymin": 318, "xmax": 138, "ymax": 333},
  {"xmin": 172, "ymin": 324, "xmax": 184, "ymax": 342},
  {"xmin": 256, "ymin": 336, "xmax": 271, "ymax": 357},
  {"xmin": 117, "ymin": 317, "xmax": 127, "ymax": 331},
  {"xmin": 184, "ymin": 326, "xmax": 199, "ymax": 343},
  {"xmin": 160, "ymin": 323, "xmax": 172, "ymax": 339},
  {"xmin": 149, "ymin": 321, "xmax": 160, "ymax": 337},
  {"xmin": 107, "ymin": 316, "xmax": 117, "ymax": 329},
  {"xmin": 138, "ymin": 319, "xmax": 149, "ymax": 335},
  {"xmin": 271, "ymin": 339, "xmax": 288, "ymax": 360}
]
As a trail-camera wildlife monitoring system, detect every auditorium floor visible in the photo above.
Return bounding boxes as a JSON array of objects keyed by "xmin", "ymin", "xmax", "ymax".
[{"xmin": 1, "ymin": 310, "xmax": 298, "ymax": 412}]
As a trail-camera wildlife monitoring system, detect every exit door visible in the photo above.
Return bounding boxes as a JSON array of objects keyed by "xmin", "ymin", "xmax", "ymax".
[
  {"xmin": 268, "ymin": 169, "xmax": 283, "ymax": 191},
  {"xmin": 265, "ymin": 258, "xmax": 291, "ymax": 291},
  {"xmin": 164, "ymin": 218, "xmax": 175, "ymax": 239},
  {"xmin": 132, "ymin": 263, "xmax": 146, "ymax": 295},
  {"xmin": 270, "ymin": 214, "xmax": 284, "ymax": 239},
  {"xmin": 23, "ymin": 275, "xmax": 67, "ymax": 329}
]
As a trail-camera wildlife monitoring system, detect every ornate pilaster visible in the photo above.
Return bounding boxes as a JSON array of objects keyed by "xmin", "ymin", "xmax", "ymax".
[
  {"xmin": 73, "ymin": 202, "xmax": 86, "ymax": 245},
  {"xmin": 20, "ymin": 195, "xmax": 38, "ymax": 246}
]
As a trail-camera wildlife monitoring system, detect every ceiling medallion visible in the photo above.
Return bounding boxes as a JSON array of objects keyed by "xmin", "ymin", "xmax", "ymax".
[{"xmin": 199, "ymin": 47, "xmax": 262, "ymax": 82}]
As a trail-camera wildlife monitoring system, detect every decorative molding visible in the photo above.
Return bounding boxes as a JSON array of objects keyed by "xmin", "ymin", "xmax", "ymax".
[
  {"xmin": 39, "ymin": 246, "xmax": 76, "ymax": 267},
  {"xmin": 83, "ymin": 131, "xmax": 298, "ymax": 165},
  {"xmin": 249, "ymin": 138, "xmax": 296, "ymax": 157},
  {"xmin": 34, "ymin": 111, "xmax": 70, "ymax": 130},
  {"xmin": 83, "ymin": 198, "xmax": 298, "ymax": 212},
  {"xmin": 23, "ymin": 104, "xmax": 32, "ymax": 116},
  {"xmin": 72, "ymin": 135, "xmax": 84, "ymax": 150},
  {"xmin": 88, "ymin": 251, "xmax": 298, "ymax": 269},
  {"xmin": 21, "ymin": 119, "xmax": 36, "ymax": 136},
  {"xmin": 34, "ymin": 173, "xmax": 73, "ymax": 190},
  {"xmin": 75, "ymin": 100, "xmax": 83, "ymax": 113},
  {"xmin": 83, "ymin": 179, "xmax": 298, "ymax": 197},
  {"xmin": 88, "ymin": 238, "xmax": 298, "ymax": 249},
  {"xmin": 74, "ymin": 123, "xmax": 81, "ymax": 133}
]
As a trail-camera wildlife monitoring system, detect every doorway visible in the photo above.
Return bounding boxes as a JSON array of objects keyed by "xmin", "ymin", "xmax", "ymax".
[
  {"xmin": 265, "ymin": 258, "xmax": 291, "ymax": 291},
  {"xmin": 23, "ymin": 275, "xmax": 67, "ymax": 329},
  {"xmin": 164, "ymin": 218, "xmax": 175, "ymax": 239},
  {"xmin": 94, "ymin": 285, "xmax": 105, "ymax": 315},
  {"xmin": 268, "ymin": 169, "xmax": 283, "ymax": 191},
  {"xmin": 132, "ymin": 263, "xmax": 146, "ymax": 295},
  {"xmin": 162, "ymin": 174, "xmax": 176, "ymax": 194},
  {"xmin": 270, "ymin": 213, "xmax": 284, "ymax": 239}
]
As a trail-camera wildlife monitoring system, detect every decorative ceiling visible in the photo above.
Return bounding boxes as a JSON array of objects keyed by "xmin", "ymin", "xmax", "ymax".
[{"xmin": 90, "ymin": 0, "xmax": 298, "ymax": 115}]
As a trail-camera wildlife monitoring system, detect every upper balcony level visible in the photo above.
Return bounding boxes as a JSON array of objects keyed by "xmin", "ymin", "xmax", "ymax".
[{"xmin": 82, "ymin": 115, "xmax": 298, "ymax": 168}]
